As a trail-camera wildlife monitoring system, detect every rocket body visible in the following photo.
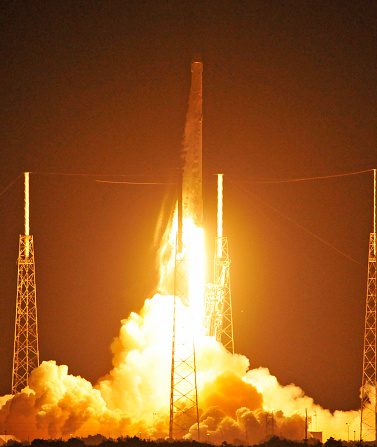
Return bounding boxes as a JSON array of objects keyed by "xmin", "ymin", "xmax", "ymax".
[{"xmin": 181, "ymin": 61, "xmax": 203, "ymax": 227}]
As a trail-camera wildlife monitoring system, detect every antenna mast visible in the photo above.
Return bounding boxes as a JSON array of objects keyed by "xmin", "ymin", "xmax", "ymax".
[
  {"xmin": 25, "ymin": 172, "xmax": 29, "ymax": 236},
  {"xmin": 12, "ymin": 172, "xmax": 39, "ymax": 393},
  {"xmin": 217, "ymin": 173, "xmax": 223, "ymax": 257},
  {"xmin": 373, "ymin": 169, "xmax": 376, "ymax": 233}
]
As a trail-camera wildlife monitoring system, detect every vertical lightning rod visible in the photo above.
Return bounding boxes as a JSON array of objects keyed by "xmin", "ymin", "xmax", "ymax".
[
  {"xmin": 217, "ymin": 174, "xmax": 223, "ymax": 258},
  {"xmin": 24, "ymin": 172, "xmax": 29, "ymax": 236},
  {"xmin": 24, "ymin": 172, "xmax": 30, "ymax": 258},
  {"xmin": 373, "ymin": 169, "xmax": 377, "ymax": 233}
]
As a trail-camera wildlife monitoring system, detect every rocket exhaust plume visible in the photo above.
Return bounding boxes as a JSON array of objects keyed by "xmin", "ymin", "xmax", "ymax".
[{"xmin": 0, "ymin": 63, "xmax": 365, "ymax": 443}]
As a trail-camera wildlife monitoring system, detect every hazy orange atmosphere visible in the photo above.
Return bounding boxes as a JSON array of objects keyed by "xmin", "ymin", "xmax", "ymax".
[{"xmin": 0, "ymin": 0, "xmax": 376, "ymax": 443}]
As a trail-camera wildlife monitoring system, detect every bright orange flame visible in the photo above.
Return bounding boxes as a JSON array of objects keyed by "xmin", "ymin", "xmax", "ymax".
[
  {"xmin": 184, "ymin": 217, "xmax": 206, "ymax": 335},
  {"xmin": 0, "ymin": 199, "xmax": 363, "ymax": 442},
  {"xmin": 157, "ymin": 204, "xmax": 206, "ymax": 336}
]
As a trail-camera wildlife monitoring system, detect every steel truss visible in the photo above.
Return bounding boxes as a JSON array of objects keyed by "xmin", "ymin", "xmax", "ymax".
[
  {"xmin": 360, "ymin": 232, "xmax": 377, "ymax": 441},
  {"xmin": 361, "ymin": 169, "xmax": 377, "ymax": 441},
  {"xmin": 205, "ymin": 236, "xmax": 234, "ymax": 354},
  {"xmin": 12, "ymin": 234, "xmax": 39, "ymax": 393},
  {"xmin": 169, "ymin": 252, "xmax": 199, "ymax": 439}
]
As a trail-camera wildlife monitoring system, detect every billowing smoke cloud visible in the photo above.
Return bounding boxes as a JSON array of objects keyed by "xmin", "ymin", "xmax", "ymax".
[
  {"xmin": 0, "ymin": 361, "xmax": 130, "ymax": 440},
  {"xmin": 0, "ymin": 293, "xmax": 361, "ymax": 442}
]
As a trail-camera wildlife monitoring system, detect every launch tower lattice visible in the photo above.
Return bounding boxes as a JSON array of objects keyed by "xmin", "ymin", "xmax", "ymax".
[
  {"xmin": 12, "ymin": 172, "xmax": 39, "ymax": 393},
  {"xmin": 360, "ymin": 169, "xmax": 377, "ymax": 441},
  {"xmin": 205, "ymin": 174, "xmax": 234, "ymax": 353},
  {"xmin": 169, "ymin": 245, "xmax": 199, "ymax": 439},
  {"xmin": 205, "ymin": 237, "xmax": 234, "ymax": 353}
]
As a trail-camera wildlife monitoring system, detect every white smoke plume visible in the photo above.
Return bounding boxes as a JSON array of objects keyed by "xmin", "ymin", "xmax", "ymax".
[{"xmin": 0, "ymin": 292, "xmax": 360, "ymax": 442}]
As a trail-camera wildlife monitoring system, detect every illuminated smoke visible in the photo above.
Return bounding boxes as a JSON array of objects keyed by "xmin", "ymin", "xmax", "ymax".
[
  {"xmin": 0, "ymin": 286, "xmax": 360, "ymax": 441},
  {"xmin": 0, "ymin": 192, "xmax": 362, "ymax": 442}
]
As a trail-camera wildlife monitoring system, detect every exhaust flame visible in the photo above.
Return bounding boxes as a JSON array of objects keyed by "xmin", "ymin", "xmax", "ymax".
[
  {"xmin": 0, "ymin": 209, "xmax": 363, "ymax": 442},
  {"xmin": 185, "ymin": 218, "xmax": 205, "ymax": 334}
]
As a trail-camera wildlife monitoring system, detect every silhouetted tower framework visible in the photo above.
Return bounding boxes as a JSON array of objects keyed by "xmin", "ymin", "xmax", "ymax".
[
  {"xmin": 12, "ymin": 172, "xmax": 39, "ymax": 393},
  {"xmin": 169, "ymin": 245, "xmax": 199, "ymax": 439},
  {"xmin": 265, "ymin": 412, "xmax": 275, "ymax": 439},
  {"xmin": 360, "ymin": 168, "xmax": 377, "ymax": 441},
  {"xmin": 205, "ymin": 174, "xmax": 234, "ymax": 353}
]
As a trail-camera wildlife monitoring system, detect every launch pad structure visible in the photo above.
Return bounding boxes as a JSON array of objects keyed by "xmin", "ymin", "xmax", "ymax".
[
  {"xmin": 169, "ymin": 247, "xmax": 200, "ymax": 439},
  {"xmin": 12, "ymin": 172, "xmax": 40, "ymax": 394},
  {"xmin": 360, "ymin": 169, "xmax": 377, "ymax": 441},
  {"xmin": 205, "ymin": 174, "xmax": 234, "ymax": 353},
  {"xmin": 2, "ymin": 61, "xmax": 375, "ymax": 444}
]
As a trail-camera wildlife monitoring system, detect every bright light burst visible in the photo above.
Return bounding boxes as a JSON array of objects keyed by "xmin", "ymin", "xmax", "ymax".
[
  {"xmin": 157, "ymin": 204, "xmax": 206, "ymax": 336},
  {"xmin": 0, "ymin": 202, "xmax": 363, "ymax": 442},
  {"xmin": 183, "ymin": 217, "xmax": 206, "ymax": 335}
]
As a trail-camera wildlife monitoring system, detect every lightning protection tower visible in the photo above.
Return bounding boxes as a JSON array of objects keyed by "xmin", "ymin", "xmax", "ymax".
[
  {"xmin": 12, "ymin": 172, "xmax": 39, "ymax": 393},
  {"xmin": 204, "ymin": 174, "xmax": 234, "ymax": 353},
  {"xmin": 169, "ymin": 239, "xmax": 200, "ymax": 439},
  {"xmin": 360, "ymin": 168, "xmax": 377, "ymax": 441}
]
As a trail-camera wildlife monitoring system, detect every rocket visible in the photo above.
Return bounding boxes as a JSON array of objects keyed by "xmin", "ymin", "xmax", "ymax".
[{"xmin": 181, "ymin": 61, "xmax": 203, "ymax": 229}]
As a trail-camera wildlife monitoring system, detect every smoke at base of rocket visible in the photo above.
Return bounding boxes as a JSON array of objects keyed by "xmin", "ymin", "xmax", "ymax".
[{"xmin": 0, "ymin": 294, "xmax": 360, "ymax": 442}]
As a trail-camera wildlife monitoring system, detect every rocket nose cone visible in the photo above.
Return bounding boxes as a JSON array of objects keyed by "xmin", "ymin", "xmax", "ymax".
[{"xmin": 191, "ymin": 61, "xmax": 203, "ymax": 73}]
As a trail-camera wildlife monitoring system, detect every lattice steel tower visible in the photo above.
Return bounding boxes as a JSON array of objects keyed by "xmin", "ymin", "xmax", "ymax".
[
  {"xmin": 205, "ymin": 174, "xmax": 234, "ymax": 353},
  {"xmin": 360, "ymin": 168, "xmax": 377, "ymax": 441},
  {"xmin": 169, "ymin": 246, "xmax": 199, "ymax": 439},
  {"xmin": 12, "ymin": 172, "xmax": 39, "ymax": 393}
]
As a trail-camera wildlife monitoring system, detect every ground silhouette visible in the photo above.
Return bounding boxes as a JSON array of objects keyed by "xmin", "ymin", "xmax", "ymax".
[{"xmin": 2, "ymin": 435, "xmax": 373, "ymax": 447}]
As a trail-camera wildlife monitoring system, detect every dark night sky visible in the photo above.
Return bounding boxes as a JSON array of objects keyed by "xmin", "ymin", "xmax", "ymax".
[{"xmin": 0, "ymin": 0, "xmax": 376, "ymax": 412}]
